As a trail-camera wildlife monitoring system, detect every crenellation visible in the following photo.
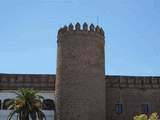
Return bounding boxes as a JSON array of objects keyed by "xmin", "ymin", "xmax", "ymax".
[
  {"xmin": 58, "ymin": 28, "xmax": 63, "ymax": 34},
  {"xmin": 83, "ymin": 22, "xmax": 88, "ymax": 31},
  {"xmin": 95, "ymin": 25, "xmax": 101, "ymax": 32},
  {"xmin": 89, "ymin": 24, "xmax": 95, "ymax": 32},
  {"xmin": 69, "ymin": 23, "xmax": 74, "ymax": 30},
  {"xmin": 63, "ymin": 25, "xmax": 68, "ymax": 31},
  {"xmin": 100, "ymin": 27, "xmax": 104, "ymax": 35},
  {"xmin": 57, "ymin": 23, "xmax": 105, "ymax": 36},
  {"xmin": 75, "ymin": 22, "xmax": 81, "ymax": 30}
]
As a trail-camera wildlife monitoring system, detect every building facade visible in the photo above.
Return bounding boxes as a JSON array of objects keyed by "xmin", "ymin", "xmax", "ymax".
[
  {"xmin": 1, "ymin": 74, "xmax": 160, "ymax": 120},
  {"xmin": 0, "ymin": 73, "xmax": 55, "ymax": 119},
  {"xmin": 106, "ymin": 75, "xmax": 160, "ymax": 120},
  {"xmin": 1, "ymin": 23, "xmax": 160, "ymax": 120}
]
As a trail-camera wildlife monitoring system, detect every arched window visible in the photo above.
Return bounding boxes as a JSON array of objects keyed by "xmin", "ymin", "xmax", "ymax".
[
  {"xmin": 3, "ymin": 99, "xmax": 13, "ymax": 110},
  {"xmin": 43, "ymin": 99, "xmax": 55, "ymax": 110}
]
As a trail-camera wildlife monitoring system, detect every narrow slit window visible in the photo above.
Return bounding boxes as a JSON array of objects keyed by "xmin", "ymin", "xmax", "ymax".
[
  {"xmin": 115, "ymin": 104, "xmax": 123, "ymax": 114},
  {"xmin": 141, "ymin": 104, "xmax": 149, "ymax": 114}
]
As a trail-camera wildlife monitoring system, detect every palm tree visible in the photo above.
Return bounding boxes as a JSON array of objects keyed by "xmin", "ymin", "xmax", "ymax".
[{"xmin": 7, "ymin": 88, "xmax": 46, "ymax": 120}]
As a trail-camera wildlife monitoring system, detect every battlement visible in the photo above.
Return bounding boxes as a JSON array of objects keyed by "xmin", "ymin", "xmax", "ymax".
[
  {"xmin": 1, "ymin": 73, "xmax": 160, "ymax": 90},
  {"xmin": 58, "ymin": 22, "xmax": 104, "ymax": 36},
  {"xmin": 106, "ymin": 75, "xmax": 160, "ymax": 89},
  {"xmin": 0, "ymin": 73, "xmax": 55, "ymax": 91}
]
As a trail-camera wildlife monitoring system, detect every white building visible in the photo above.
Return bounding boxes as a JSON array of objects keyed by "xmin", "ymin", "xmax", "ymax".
[{"xmin": 0, "ymin": 73, "xmax": 55, "ymax": 119}]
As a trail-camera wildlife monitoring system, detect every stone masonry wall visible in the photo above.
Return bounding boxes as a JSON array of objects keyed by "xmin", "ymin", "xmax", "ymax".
[
  {"xmin": 106, "ymin": 76, "xmax": 160, "ymax": 120},
  {"xmin": 56, "ymin": 23, "xmax": 106, "ymax": 120},
  {"xmin": 1, "ymin": 72, "xmax": 160, "ymax": 120},
  {"xmin": 0, "ymin": 73, "xmax": 55, "ymax": 91}
]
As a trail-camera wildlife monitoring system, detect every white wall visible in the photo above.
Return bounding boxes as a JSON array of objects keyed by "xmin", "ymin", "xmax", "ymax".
[
  {"xmin": 0, "ymin": 110, "xmax": 54, "ymax": 120},
  {"xmin": 0, "ymin": 91, "xmax": 55, "ymax": 119}
]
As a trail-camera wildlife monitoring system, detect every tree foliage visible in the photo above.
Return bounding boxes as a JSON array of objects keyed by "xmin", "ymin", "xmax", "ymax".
[
  {"xmin": 134, "ymin": 113, "xmax": 159, "ymax": 120},
  {"xmin": 7, "ymin": 88, "xmax": 46, "ymax": 120}
]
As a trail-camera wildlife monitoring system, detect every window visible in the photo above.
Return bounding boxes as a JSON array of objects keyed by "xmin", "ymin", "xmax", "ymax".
[
  {"xmin": 115, "ymin": 104, "xmax": 123, "ymax": 114},
  {"xmin": 141, "ymin": 104, "xmax": 149, "ymax": 114},
  {"xmin": 43, "ymin": 99, "xmax": 55, "ymax": 110},
  {"xmin": 3, "ymin": 99, "xmax": 13, "ymax": 110}
]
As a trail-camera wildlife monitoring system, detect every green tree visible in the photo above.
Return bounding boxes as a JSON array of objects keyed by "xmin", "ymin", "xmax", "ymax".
[
  {"xmin": 134, "ymin": 114, "xmax": 148, "ymax": 120},
  {"xmin": 7, "ymin": 88, "xmax": 46, "ymax": 120},
  {"xmin": 134, "ymin": 112, "xmax": 159, "ymax": 120}
]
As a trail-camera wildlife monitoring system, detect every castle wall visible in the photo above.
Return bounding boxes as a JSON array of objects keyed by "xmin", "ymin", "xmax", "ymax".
[
  {"xmin": 0, "ymin": 73, "xmax": 55, "ymax": 90},
  {"xmin": 106, "ymin": 76, "xmax": 160, "ymax": 120},
  {"xmin": 1, "ymin": 73, "xmax": 160, "ymax": 120}
]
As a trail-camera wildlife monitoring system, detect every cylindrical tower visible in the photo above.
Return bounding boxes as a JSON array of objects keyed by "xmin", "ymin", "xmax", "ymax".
[{"xmin": 55, "ymin": 22, "xmax": 106, "ymax": 120}]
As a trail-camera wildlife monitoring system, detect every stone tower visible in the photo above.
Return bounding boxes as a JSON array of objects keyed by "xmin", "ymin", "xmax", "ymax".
[{"xmin": 55, "ymin": 22, "xmax": 106, "ymax": 120}]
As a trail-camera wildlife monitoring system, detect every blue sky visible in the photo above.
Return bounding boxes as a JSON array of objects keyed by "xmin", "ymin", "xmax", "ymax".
[{"xmin": 0, "ymin": 0, "xmax": 160, "ymax": 76}]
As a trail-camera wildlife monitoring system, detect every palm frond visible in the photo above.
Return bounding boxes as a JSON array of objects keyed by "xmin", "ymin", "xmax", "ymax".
[
  {"xmin": 37, "ymin": 110, "xmax": 46, "ymax": 120},
  {"xmin": 6, "ymin": 99, "xmax": 15, "ymax": 110},
  {"xmin": 7, "ymin": 88, "xmax": 46, "ymax": 120},
  {"xmin": 29, "ymin": 111, "xmax": 37, "ymax": 120},
  {"xmin": 7, "ymin": 110, "xmax": 17, "ymax": 120}
]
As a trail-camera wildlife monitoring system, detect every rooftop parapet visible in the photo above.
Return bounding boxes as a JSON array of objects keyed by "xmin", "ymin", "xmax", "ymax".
[
  {"xmin": 106, "ymin": 75, "xmax": 160, "ymax": 89},
  {"xmin": 0, "ymin": 73, "xmax": 55, "ymax": 90},
  {"xmin": 58, "ymin": 22, "xmax": 104, "ymax": 36}
]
